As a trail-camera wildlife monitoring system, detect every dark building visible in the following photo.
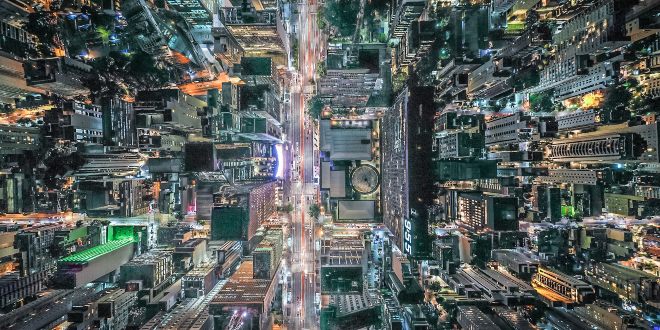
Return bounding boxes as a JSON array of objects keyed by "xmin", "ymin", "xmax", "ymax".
[
  {"xmin": 14, "ymin": 224, "xmax": 62, "ymax": 276},
  {"xmin": 456, "ymin": 192, "xmax": 518, "ymax": 231},
  {"xmin": 435, "ymin": 131, "xmax": 485, "ymax": 159},
  {"xmin": 456, "ymin": 306, "xmax": 499, "ymax": 330},
  {"xmin": 63, "ymin": 101, "xmax": 104, "ymax": 143},
  {"xmin": 586, "ymin": 263, "xmax": 660, "ymax": 304},
  {"xmin": 433, "ymin": 159, "xmax": 498, "ymax": 181},
  {"xmin": 381, "ymin": 86, "xmax": 434, "ymax": 258},
  {"xmin": 210, "ymin": 182, "xmax": 276, "ymax": 242},
  {"xmin": 185, "ymin": 142, "xmax": 216, "ymax": 172},
  {"xmin": 486, "ymin": 195, "xmax": 519, "ymax": 231},
  {"xmin": 0, "ymin": 270, "xmax": 49, "ymax": 309},
  {"xmin": 182, "ymin": 264, "xmax": 219, "ymax": 298},
  {"xmin": 491, "ymin": 249, "xmax": 539, "ymax": 280},
  {"xmin": 23, "ymin": 57, "xmax": 91, "ymax": 97},
  {"xmin": 101, "ymin": 96, "xmax": 136, "ymax": 147},
  {"xmin": 535, "ymin": 186, "xmax": 562, "ymax": 222},
  {"xmin": 211, "ymin": 206, "xmax": 249, "ymax": 241},
  {"xmin": 435, "ymin": 111, "xmax": 485, "ymax": 132}
]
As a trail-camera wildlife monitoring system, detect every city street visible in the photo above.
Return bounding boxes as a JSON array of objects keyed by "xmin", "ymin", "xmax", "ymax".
[{"xmin": 286, "ymin": 0, "xmax": 323, "ymax": 328}]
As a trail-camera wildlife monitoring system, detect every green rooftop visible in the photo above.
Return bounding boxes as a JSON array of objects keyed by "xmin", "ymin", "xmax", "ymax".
[
  {"xmin": 506, "ymin": 22, "xmax": 525, "ymax": 31},
  {"xmin": 58, "ymin": 238, "xmax": 134, "ymax": 264}
]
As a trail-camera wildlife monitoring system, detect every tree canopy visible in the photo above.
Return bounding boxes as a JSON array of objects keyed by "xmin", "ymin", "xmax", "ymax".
[
  {"xmin": 308, "ymin": 204, "xmax": 321, "ymax": 219},
  {"xmin": 529, "ymin": 90, "xmax": 554, "ymax": 113},
  {"xmin": 307, "ymin": 96, "xmax": 325, "ymax": 119},
  {"xmin": 325, "ymin": 0, "xmax": 359, "ymax": 37}
]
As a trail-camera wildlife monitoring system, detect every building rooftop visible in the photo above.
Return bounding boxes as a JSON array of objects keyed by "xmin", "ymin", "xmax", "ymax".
[
  {"xmin": 58, "ymin": 238, "xmax": 134, "ymax": 264},
  {"xmin": 538, "ymin": 267, "xmax": 592, "ymax": 287},
  {"xmin": 320, "ymin": 120, "xmax": 373, "ymax": 161},
  {"xmin": 73, "ymin": 153, "xmax": 146, "ymax": 179},
  {"xmin": 492, "ymin": 249, "xmax": 540, "ymax": 265},
  {"xmin": 329, "ymin": 169, "xmax": 347, "ymax": 198},
  {"xmin": 323, "ymin": 249, "xmax": 363, "ymax": 267},
  {"xmin": 337, "ymin": 200, "xmax": 375, "ymax": 221},
  {"xmin": 185, "ymin": 264, "xmax": 216, "ymax": 278},
  {"xmin": 457, "ymin": 305, "xmax": 499, "ymax": 328},
  {"xmin": 211, "ymin": 261, "xmax": 273, "ymax": 305},
  {"xmin": 592, "ymin": 262, "xmax": 658, "ymax": 280},
  {"xmin": 226, "ymin": 25, "xmax": 285, "ymax": 55},
  {"xmin": 493, "ymin": 307, "xmax": 534, "ymax": 330},
  {"xmin": 330, "ymin": 290, "xmax": 379, "ymax": 317},
  {"xmin": 98, "ymin": 288, "xmax": 134, "ymax": 303},
  {"xmin": 123, "ymin": 250, "xmax": 172, "ymax": 266}
]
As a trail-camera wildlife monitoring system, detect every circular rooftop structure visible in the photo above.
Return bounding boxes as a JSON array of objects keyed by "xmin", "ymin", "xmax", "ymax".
[{"xmin": 351, "ymin": 165, "xmax": 379, "ymax": 194}]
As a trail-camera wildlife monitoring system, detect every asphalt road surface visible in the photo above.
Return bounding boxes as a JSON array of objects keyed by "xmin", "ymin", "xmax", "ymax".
[{"xmin": 286, "ymin": 0, "xmax": 323, "ymax": 328}]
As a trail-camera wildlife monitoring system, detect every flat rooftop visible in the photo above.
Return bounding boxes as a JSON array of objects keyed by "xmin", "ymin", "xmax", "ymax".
[
  {"xmin": 329, "ymin": 169, "xmax": 346, "ymax": 198},
  {"xmin": 58, "ymin": 238, "xmax": 134, "ymax": 264},
  {"xmin": 185, "ymin": 264, "xmax": 216, "ymax": 278},
  {"xmin": 323, "ymin": 249, "xmax": 363, "ymax": 267},
  {"xmin": 331, "ymin": 290, "xmax": 379, "ymax": 317},
  {"xmin": 320, "ymin": 120, "xmax": 373, "ymax": 161},
  {"xmin": 211, "ymin": 260, "xmax": 273, "ymax": 305},
  {"xmin": 593, "ymin": 262, "xmax": 658, "ymax": 280},
  {"xmin": 337, "ymin": 200, "xmax": 375, "ymax": 220},
  {"xmin": 226, "ymin": 25, "xmax": 285, "ymax": 54},
  {"xmin": 123, "ymin": 250, "xmax": 172, "ymax": 266},
  {"xmin": 492, "ymin": 249, "xmax": 539, "ymax": 265}
]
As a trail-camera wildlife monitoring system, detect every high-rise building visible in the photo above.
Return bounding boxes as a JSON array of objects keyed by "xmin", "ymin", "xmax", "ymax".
[
  {"xmin": 435, "ymin": 132, "xmax": 485, "ymax": 159},
  {"xmin": 101, "ymin": 96, "xmax": 136, "ymax": 147},
  {"xmin": 164, "ymin": 0, "xmax": 213, "ymax": 25},
  {"xmin": 0, "ymin": 171, "xmax": 25, "ymax": 213},
  {"xmin": 318, "ymin": 68, "xmax": 381, "ymax": 107},
  {"xmin": 549, "ymin": 123, "xmax": 660, "ymax": 163},
  {"xmin": 0, "ymin": 17, "xmax": 36, "ymax": 57},
  {"xmin": 0, "ymin": 53, "xmax": 43, "ymax": 107},
  {"xmin": 14, "ymin": 224, "xmax": 62, "ymax": 276},
  {"xmin": 97, "ymin": 289, "xmax": 138, "ymax": 330},
  {"xmin": 61, "ymin": 101, "xmax": 104, "ymax": 144},
  {"xmin": 526, "ymin": 0, "xmax": 627, "ymax": 99},
  {"xmin": 23, "ymin": 57, "xmax": 92, "ymax": 97},
  {"xmin": 456, "ymin": 306, "xmax": 499, "ymax": 330},
  {"xmin": 74, "ymin": 178, "xmax": 150, "ymax": 217},
  {"xmin": 320, "ymin": 238, "xmax": 366, "ymax": 294},
  {"xmin": 381, "ymin": 86, "xmax": 434, "ymax": 257},
  {"xmin": 211, "ymin": 181, "xmax": 276, "ymax": 242},
  {"xmin": 253, "ymin": 228, "xmax": 283, "ymax": 280},
  {"xmin": 120, "ymin": 250, "xmax": 174, "ymax": 289},
  {"xmin": 456, "ymin": 192, "xmax": 518, "ymax": 232},
  {"xmin": 135, "ymin": 89, "xmax": 205, "ymax": 131},
  {"xmin": 0, "ymin": 270, "xmax": 49, "ymax": 309},
  {"xmin": 491, "ymin": 249, "xmax": 539, "ymax": 280},
  {"xmin": 433, "ymin": 159, "xmax": 498, "ymax": 181},
  {"xmin": 534, "ymin": 186, "xmax": 562, "ymax": 222},
  {"xmin": 0, "ymin": 124, "xmax": 40, "ymax": 155},
  {"xmin": 182, "ymin": 264, "xmax": 219, "ymax": 298},
  {"xmin": 585, "ymin": 263, "xmax": 660, "ymax": 304}
]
